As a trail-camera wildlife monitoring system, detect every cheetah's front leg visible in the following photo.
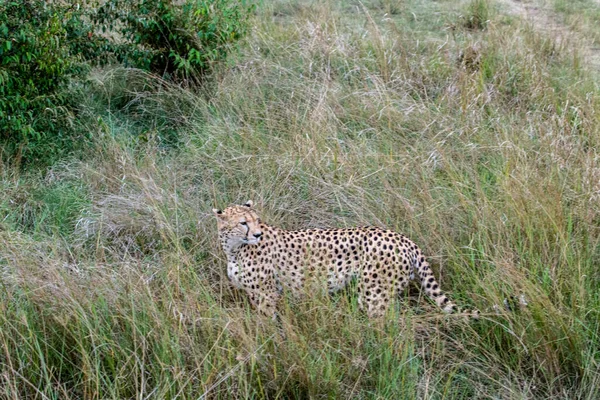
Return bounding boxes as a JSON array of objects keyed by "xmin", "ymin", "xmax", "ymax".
[{"xmin": 246, "ymin": 289, "xmax": 280, "ymax": 320}]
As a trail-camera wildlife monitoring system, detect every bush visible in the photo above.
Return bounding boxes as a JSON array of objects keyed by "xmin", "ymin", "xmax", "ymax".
[
  {"xmin": 0, "ymin": 0, "xmax": 90, "ymax": 166},
  {"xmin": 63, "ymin": 6, "xmax": 116, "ymax": 66},
  {"xmin": 0, "ymin": 0, "xmax": 253, "ymax": 166},
  {"xmin": 95, "ymin": 0, "xmax": 255, "ymax": 82}
]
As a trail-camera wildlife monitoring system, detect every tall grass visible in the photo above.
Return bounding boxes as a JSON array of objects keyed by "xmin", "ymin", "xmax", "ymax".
[
  {"xmin": 551, "ymin": 0, "xmax": 600, "ymax": 44},
  {"xmin": 1, "ymin": 0, "xmax": 599, "ymax": 397}
]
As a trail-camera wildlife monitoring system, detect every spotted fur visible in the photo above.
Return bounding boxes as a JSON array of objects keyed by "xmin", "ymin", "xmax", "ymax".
[{"xmin": 213, "ymin": 201, "xmax": 479, "ymax": 319}]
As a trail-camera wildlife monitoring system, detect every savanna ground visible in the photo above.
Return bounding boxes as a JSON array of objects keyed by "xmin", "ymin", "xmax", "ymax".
[{"xmin": 1, "ymin": 0, "xmax": 600, "ymax": 398}]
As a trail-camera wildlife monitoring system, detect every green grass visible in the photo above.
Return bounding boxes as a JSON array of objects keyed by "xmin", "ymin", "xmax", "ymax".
[
  {"xmin": 551, "ymin": 0, "xmax": 600, "ymax": 44},
  {"xmin": 1, "ymin": 0, "xmax": 600, "ymax": 398}
]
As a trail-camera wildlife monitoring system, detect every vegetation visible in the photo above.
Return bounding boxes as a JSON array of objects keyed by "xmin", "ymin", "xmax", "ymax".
[
  {"xmin": 0, "ymin": 0, "xmax": 89, "ymax": 165},
  {"xmin": 94, "ymin": 0, "xmax": 255, "ymax": 80},
  {"xmin": 0, "ymin": 0, "xmax": 253, "ymax": 166},
  {"xmin": 1, "ymin": 0, "xmax": 600, "ymax": 398},
  {"xmin": 551, "ymin": 0, "xmax": 600, "ymax": 43}
]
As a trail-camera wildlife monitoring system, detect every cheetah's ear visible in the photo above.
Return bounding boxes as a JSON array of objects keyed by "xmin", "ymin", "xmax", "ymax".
[
  {"xmin": 212, "ymin": 208, "xmax": 223, "ymax": 216},
  {"xmin": 244, "ymin": 200, "xmax": 253, "ymax": 208}
]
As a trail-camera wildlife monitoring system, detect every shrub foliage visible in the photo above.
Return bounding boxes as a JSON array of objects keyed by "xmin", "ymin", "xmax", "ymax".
[
  {"xmin": 0, "ymin": 0, "xmax": 253, "ymax": 166},
  {"xmin": 95, "ymin": 0, "xmax": 255, "ymax": 81},
  {"xmin": 0, "ymin": 0, "xmax": 89, "ymax": 165}
]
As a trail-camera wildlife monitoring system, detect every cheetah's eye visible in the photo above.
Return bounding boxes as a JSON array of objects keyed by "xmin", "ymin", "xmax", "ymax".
[{"xmin": 240, "ymin": 221, "xmax": 248, "ymax": 226}]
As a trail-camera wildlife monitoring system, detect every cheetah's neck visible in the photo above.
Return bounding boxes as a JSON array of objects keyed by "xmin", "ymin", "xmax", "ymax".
[{"xmin": 219, "ymin": 233, "xmax": 244, "ymax": 263}]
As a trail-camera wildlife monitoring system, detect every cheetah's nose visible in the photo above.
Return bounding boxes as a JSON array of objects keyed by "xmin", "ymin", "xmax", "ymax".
[{"xmin": 254, "ymin": 232, "xmax": 263, "ymax": 238}]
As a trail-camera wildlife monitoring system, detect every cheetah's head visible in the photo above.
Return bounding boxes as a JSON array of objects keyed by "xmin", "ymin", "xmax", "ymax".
[{"xmin": 213, "ymin": 200, "xmax": 263, "ymax": 248}]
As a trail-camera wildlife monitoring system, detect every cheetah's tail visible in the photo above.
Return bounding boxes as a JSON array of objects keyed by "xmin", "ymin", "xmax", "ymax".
[{"xmin": 413, "ymin": 250, "xmax": 480, "ymax": 320}]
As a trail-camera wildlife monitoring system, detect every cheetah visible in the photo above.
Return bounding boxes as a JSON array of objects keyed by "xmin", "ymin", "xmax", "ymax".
[{"xmin": 213, "ymin": 201, "xmax": 479, "ymax": 319}]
